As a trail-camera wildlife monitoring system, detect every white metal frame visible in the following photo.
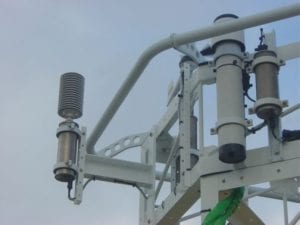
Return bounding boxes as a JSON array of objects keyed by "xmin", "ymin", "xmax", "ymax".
[{"xmin": 57, "ymin": 4, "xmax": 300, "ymax": 225}]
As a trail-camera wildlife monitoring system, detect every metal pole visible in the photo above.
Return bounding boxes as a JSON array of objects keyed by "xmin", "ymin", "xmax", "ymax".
[
  {"xmin": 289, "ymin": 212, "xmax": 300, "ymax": 225},
  {"xmin": 280, "ymin": 103, "xmax": 300, "ymax": 117},
  {"xmin": 87, "ymin": 4, "xmax": 300, "ymax": 153},
  {"xmin": 198, "ymin": 84, "xmax": 204, "ymax": 151},
  {"xmin": 179, "ymin": 211, "xmax": 202, "ymax": 222},
  {"xmin": 283, "ymin": 193, "xmax": 289, "ymax": 225},
  {"xmin": 247, "ymin": 186, "xmax": 300, "ymax": 203}
]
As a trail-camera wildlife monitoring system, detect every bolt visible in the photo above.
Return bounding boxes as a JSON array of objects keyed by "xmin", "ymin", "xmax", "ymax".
[{"xmin": 222, "ymin": 179, "xmax": 226, "ymax": 183}]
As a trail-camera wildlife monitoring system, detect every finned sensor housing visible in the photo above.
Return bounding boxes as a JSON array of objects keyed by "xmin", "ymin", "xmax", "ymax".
[{"xmin": 58, "ymin": 72, "xmax": 84, "ymax": 120}]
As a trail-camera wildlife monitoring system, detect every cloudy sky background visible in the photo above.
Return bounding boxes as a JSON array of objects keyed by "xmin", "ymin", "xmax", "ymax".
[{"xmin": 0, "ymin": 0, "xmax": 299, "ymax": 224}]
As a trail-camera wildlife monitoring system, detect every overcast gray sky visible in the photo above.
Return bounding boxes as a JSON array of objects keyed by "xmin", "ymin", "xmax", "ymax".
[{"xmin": 0, "ymin": 0, "xmax": 299, "ymax": 225}]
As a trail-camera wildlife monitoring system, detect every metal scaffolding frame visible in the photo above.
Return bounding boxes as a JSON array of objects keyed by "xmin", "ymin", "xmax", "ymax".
[{"xmin": 54, "ymin": 4, "xmax": 300, "ymax": 225}]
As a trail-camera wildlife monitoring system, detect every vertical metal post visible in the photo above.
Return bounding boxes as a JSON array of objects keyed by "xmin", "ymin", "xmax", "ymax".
[
  {"xmin": 178, "ymin": 60, "xmax": 194, "ymax": 190},
  {"xmin": 198, "ymin": 83, "xmax": 204, "ymax": 151},
  {"xmin": 267, "ymin": 117, "xmax": 283, "ymax": 161},
  {"xmin": 74, "ymin": 127, "xmax": 87, "ymax": 204},
  {"xmin": 139, "ymin": 128, "xmax": 157, "ymax": 225},
  {"xmin": 283, "ymin": 193, "xmax": 289, "ymax": 225},
  {"xmin": 200, "ymin": 176, "xmax": 219, "ymax": 222}
]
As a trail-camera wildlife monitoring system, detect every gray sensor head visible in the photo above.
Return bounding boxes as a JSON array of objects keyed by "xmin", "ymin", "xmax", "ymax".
[{"xmin": 58, "ymin": 72, "xmax": 84, "ymax": 119}]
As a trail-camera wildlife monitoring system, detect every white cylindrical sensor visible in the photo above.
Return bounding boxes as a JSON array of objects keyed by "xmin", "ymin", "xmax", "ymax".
[{"xmin": 214, "ymin": 15, "xmax": 246, "ymax": 164}]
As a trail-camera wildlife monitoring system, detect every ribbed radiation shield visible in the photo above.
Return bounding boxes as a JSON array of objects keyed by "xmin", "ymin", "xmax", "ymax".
[{"xmin": 58, "ymin": 72, "xmax": 84, "ymax": 119}]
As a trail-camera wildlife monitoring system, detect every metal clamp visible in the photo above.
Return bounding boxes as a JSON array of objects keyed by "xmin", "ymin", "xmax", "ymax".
[
  {"xmin": 53, "ymin": 161, "xmax": 78, "ymax": 175},
  {"xmin": 249, "ymin": 98, "xmax": 288, "ymax": 115},
  {"xmin": 56, "ymin": 120, "xmax": 81, "ymax": 137},
  {"xmin": 214, "ymin": 47, "xmax": 245, "ymax": 63},
  {"xmin": 211, "ymin": 117, "xmax": 252, "ymax": 135},
  {"xmin": 252, "ymin": 54, "xmax": 281, "ymax": 69}
]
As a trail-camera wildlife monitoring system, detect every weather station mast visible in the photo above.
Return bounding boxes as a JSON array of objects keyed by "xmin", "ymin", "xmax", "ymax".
[{"xmin": 53, "ymin": 4, "xmax": 300, "ymax": 225}]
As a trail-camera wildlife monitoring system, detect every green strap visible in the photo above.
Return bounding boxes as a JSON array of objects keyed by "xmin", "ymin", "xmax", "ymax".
[{"xmin": 202, "ymin": 187, "xmax": 245, "ymax": 225}]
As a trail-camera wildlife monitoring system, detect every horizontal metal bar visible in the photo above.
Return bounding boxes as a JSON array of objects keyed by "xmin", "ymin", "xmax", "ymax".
[
  {"xmin": 84, "ymin": 154, "xmax": 153, "ymax": 188},
  {"xmin": 248, "ymin": 42, "xmax": 300, "ymax": 61},
  {"xmin": 248, "ymin": 186, "xmax": 300, "ymax": 203},
  {"xmin": 278, "ymin": 42, "xmax": 300, "ymax": 61},
  {"xmin": 281, "ymin": 103, "xmax": 300, "ymax": 118},
  {"xmin": 211, "ymin": 157, "xmax": 300, "ymax": 191},
  {"xmin": 244, "ymin": 187, "xmax": 274, "ymax": 200},
  {"xmin": 86, "ymin": 4, "xmax": 300, "ymax": 153},
  {"xmin": 155, "ymin": 171, "xmax": 171, "ymax": 182}
]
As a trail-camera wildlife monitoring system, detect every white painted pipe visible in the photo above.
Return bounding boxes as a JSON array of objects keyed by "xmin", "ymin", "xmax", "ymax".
[
  {"xmin": 155, "ymin": 171, "xmax": 171, "ymax": 182},
  {"xmin": 281, "ymin": 103, "xmax": 300, "ymax": 118},
  {"xmin": 198, "ymin": 84, "xmax": 204, "ymax": 151},
  {"xmin": 248, "ymin": 186, "xmax": 300, "ymax": 203},
  {"xmin": 87, "ymin": 4, "xmax": 300, "ymax": 153},
  {"xmin": 289, "ymin": 212, "xmax": 300, "ymax": 225}
]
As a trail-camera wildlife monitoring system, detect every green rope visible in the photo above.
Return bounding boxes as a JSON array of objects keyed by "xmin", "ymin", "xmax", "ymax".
[{"xmin": 202, "ymin": 187, "xmax": 245, "ymax": 225}]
